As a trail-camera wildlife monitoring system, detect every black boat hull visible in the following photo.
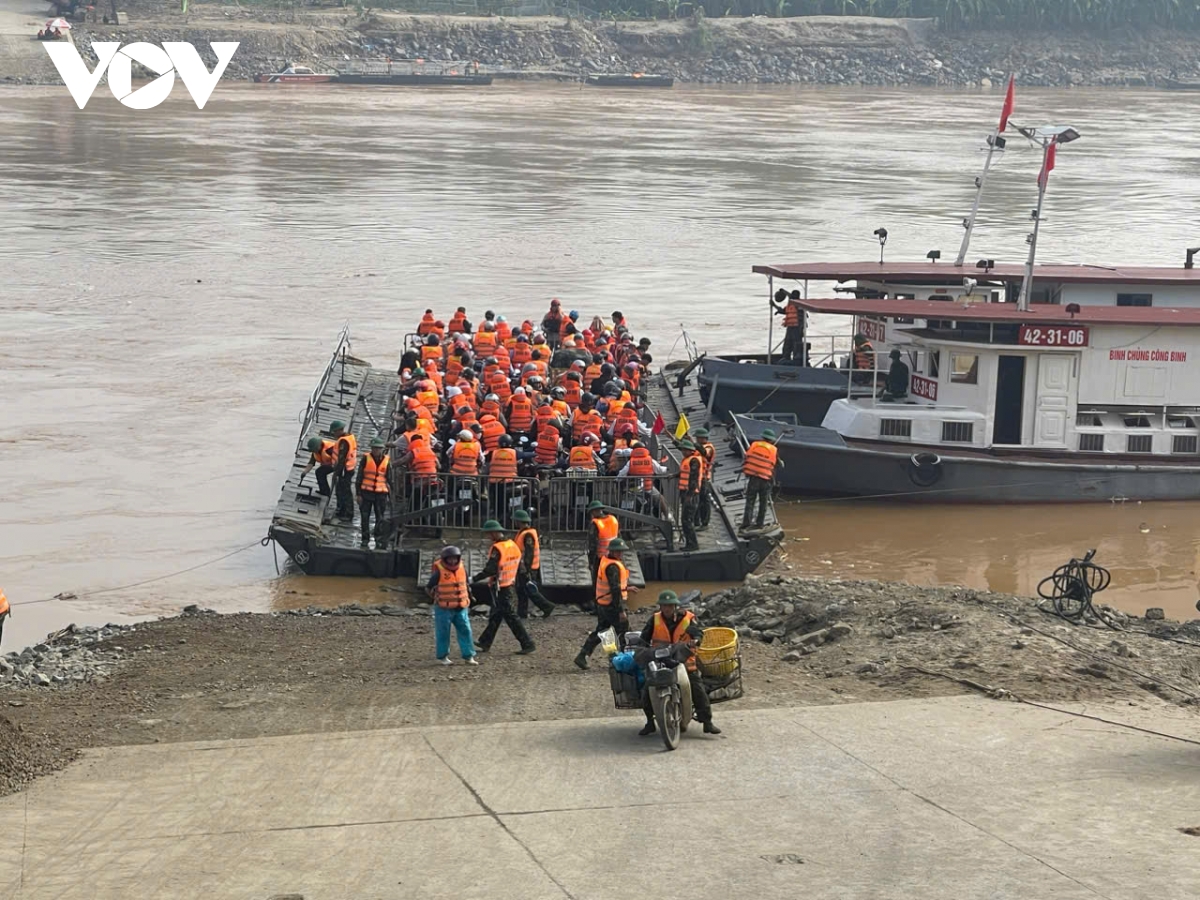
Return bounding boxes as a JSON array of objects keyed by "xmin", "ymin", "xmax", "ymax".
[
  {"xmin": 735, "ymin": 417, "xmax": 1200, "ymax": 503},
  {"xmin": 335, "ymin": 74, "xmax": 493, "ymax": 86},
  {"xmin": 699, "ymin": 356, "xmax": 849, "ymax": 426}
]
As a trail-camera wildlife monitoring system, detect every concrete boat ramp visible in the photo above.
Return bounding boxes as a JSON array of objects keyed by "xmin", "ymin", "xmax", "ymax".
[{"xmin": 3, "ymin": 695, "xmax": 1197, "ymax": 899}]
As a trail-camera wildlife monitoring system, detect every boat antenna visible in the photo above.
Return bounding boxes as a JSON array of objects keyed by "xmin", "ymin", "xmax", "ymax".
[
  {"xmin": 1016, "ymin": 124, "xmax": 1081, "ymax": 311},
  {"xmin": 955, "ymin": 75, "xmax": 1015, "ymax": 267}
]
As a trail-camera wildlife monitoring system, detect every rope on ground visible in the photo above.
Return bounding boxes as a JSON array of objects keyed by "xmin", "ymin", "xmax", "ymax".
[
  {"xmin": 11, "ymin": 540, "xmax": 264, "ymax": 609},
  {"xmin": 900, "ymin": 664, "xmax": 1200, "ymax": 747},
  {"xmin": 1035, "ymin": 549, "xmax": 1117, "ymax": 627}
]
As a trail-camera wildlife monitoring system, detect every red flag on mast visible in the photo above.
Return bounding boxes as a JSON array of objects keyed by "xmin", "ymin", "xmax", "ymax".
[
  {"xmin": 1038, "ymin": 142, "xmax": 1057, "ymax": 189},
  {"xmin": 651, "ymin": 412, "xmax": 665, "ymax": 435},
  {"xmin": 998, "ymin": 75, "xmax": 1015, "ymax": 133}
]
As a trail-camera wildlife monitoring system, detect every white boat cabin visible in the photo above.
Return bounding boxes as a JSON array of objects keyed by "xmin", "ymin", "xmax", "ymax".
[{"xmin": 795, "ymin": 295, "xmax": 1200, "ymax": 457}]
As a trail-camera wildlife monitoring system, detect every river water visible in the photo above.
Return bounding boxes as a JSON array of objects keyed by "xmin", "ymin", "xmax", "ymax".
[{"xmin": 2, "ymin": 82, "xmax": 1200, "ymax": 647}]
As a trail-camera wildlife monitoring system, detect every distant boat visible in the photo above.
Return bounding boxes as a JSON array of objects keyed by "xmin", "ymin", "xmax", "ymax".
[
  {"xmin": 586, "ymin": 73, "xmax": 674, "ymax": 88},
  {"xmin": 1161, "ymin": 78, "xmax": 1200, "ymax": 91},
  {"xmin": 334, "ymin": 57, "xmax": 491, "ymax": 87},
  {"xmin": 254, "ymin": 66, "xmax": 335, "ymax": 84}
]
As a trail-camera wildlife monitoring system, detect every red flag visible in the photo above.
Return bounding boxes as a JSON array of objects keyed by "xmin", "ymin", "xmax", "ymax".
[
  {"xmin": 1038, "ymin": 142, "xmax": 1056, "ymax": 189},
  {"xmin": 998, "ymin": 74, "xmax": 1015, "ymax": 133},
  {"xmin": 651, "ymin": 412, "xmax": 665, "ymax": 435}
]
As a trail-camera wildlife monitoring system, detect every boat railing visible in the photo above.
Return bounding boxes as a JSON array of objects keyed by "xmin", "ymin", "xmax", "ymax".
[
  {"xmin": 331, "ymin": 57, "xmax": 481, "ymax": 77},
  {"xmin": 297, "ymin": 325, "xmax": 351, "ymax": 451},
  {"xmin": 391, "ymin": 472, "xmax": 540, "ymax": 532},
  {"xmin": 773, "ymin": 333, "xmax": 855, "ymax": 369},
  {"xmin": 544, "ymin": 474, "xmax": 680, "ymax": 538}
]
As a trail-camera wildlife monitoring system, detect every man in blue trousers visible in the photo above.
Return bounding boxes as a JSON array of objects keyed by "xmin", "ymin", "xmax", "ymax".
[{"xmin": 425, "ymin": 545, "xmax": 478, "ymax": 666}]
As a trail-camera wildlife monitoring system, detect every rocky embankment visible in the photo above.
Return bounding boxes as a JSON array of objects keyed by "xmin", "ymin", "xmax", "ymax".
[{"xmin": 7, "ymin": 7, "xmax": 1200, "ymax": 87}]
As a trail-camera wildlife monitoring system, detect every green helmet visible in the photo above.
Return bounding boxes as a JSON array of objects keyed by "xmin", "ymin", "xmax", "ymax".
[
  {"xmin": 330, "ymin": 420, "xmax": 346, "ymax": 432},
  {"xmin": 370, "ymin": 437, "xmax": 386, "ymax": 449},
  {"xmin": 511, "ymin": 509, "xmax": 531, "ymax": 523},
  {"xmin": 678, "ymin": 439, "xmax": 696, "ymax": 451},
  {"xmin": 307, "ymin": 437, "xmax": 323, "ymax": 451},
  {"xmin": 587, "ymin": 500, "xmax": 606, "ymax": 511},
  {"xmin": 694, "ymin": 428, "xmax": 709, "ymax": 438},
  {"xmin": 607, "ymin": 537, "xmax": 629, "ymax": 552},
  {"xmin": 657, "ymin": 589, "xmax": 679, "ymax": 606},
  {"xmin": 761, "ymin": 428, "xmax": 777, "ymax": 441},
  {"xmin": 482, "ymin": 519, "xmax": 504, "ymax": 532}
]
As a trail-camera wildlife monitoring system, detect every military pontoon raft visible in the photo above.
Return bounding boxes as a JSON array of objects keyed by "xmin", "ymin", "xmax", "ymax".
[{"xmin": 267, "ymin": 329, "xmax": 782, "ymax": 595}]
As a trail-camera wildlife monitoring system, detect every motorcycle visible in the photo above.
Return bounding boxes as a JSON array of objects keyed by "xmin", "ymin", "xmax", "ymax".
[{"xmin": 633, "ymin": 639, "xmax": 694, "ymax": 751}]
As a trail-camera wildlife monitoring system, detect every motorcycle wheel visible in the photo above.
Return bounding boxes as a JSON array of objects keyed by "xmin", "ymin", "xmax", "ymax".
[{"xmin": 653, "ymin": 687, "xmax": 681, "ymax": 751}]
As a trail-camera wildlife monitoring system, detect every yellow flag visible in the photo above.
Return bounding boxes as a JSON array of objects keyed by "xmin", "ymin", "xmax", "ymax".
[{"xmin": 674, "ymin": 413, "xmax": 690, "ymax": 440}]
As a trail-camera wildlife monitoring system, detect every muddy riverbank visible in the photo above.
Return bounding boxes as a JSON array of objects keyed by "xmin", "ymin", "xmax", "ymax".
[
  {"xmin": 6, "ymin": 7, "xmax": 1200, "ymax": 87},
  {"xmin": 4, "ymin": 577, "xmax": 1198, "ymax": 795}
]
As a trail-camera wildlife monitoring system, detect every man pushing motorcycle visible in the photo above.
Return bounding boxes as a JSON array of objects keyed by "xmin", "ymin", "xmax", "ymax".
[{"xmin": 638, "ymin": 590, "xmax": 721, "ymax": 737}]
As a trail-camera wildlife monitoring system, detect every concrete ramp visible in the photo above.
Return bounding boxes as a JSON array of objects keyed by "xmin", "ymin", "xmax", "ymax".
[
  {"xmin": 0, "ymin": 696, "xmax": 1196, "ymax": 898},
  {"xmin": 0, "ymin": 0, "xmax": 65, "ymax": 83}
]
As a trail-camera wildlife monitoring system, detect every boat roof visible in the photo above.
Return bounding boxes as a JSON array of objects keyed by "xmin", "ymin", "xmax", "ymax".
[
  {"xmin": 753, "ymin": 261, "xmax": 1200, "ymax": 286},
  {"xmin": 796, "ymin": 297, "xmax": 1200, "ymax": 327}
]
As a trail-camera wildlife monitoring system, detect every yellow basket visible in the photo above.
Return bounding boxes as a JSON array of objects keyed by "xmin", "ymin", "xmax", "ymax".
[{"xmin": 695, "ymin": 627, "xmax": 739, "ymax": 679}]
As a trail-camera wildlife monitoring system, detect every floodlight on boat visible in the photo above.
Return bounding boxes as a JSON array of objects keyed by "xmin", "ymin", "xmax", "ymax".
[
  {"xmin": 975, "ymin": 259, "xmax": 995, "ymax": 271},
  {"xmin": 1066, "ymin": 303, "xmax": 1081, "ymax": 318},
  {"xmin": 1186, "ymin": 247, "xmax": 1200, "ymax": 270},
  {"xmin": 873, "ymin": 227, "xmax": 888, "ymax": 264},
  {"xmin": 1017, "ymin": 125, "xmax": 1080, "ymax": 144},
  {"xmin": 927, "ymin": 250, "xmax": 941, "ymax": 263}
]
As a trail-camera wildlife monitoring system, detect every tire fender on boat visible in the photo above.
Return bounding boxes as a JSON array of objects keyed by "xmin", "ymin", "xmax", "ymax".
[{"xmin": 908, "ymin": 452, "xmax": 942, "ymax": 487}]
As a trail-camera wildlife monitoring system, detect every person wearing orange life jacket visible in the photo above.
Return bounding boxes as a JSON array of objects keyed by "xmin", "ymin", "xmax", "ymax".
[
  {"xmin": 301, "ymin": 436, "xmax": 338, "ymax": 497},
  {"xmin": 417, "ymin": 309, "xmax": 438, "ymax": 336},
  {"xmin": 693, "ymin": 427, "xmax": 716, "ymax": 529},
  {"xmin": 573, "ymin": 537, "xmax": 637, "ymax": 669},
  {"xmin": 548, "ymin": 386, "xmax": 571, "ymax": 421},
  {"xmin": 568, "ymin": 433, "xmax": 602, "ymax": 472},
  {"xmin": 607, "ymin": 424, "xmax": 637, "ymax": 472},
  {"xmin": 450, "ymin": 430, "xmax": 483, "ymax": 476},
  {"xmin": 572, "ymin": 402, "xmax": 604, "ymax": 447},
  {"xmin": 330, "ymin": 420, "xmax": 357, "ymax": 521},
  {"xmin": 445, "ymin": 350, "xmax": 467, "ymax": 382},
  {"xmin": 472, "ymin": 323, "xmax": 498, "ymax": 357},
  {"xmin": 425, "ymin": 546, "xmax": 478, "ymax": 666},
  {"xmin": 677, "ymin": 439, "xmax": 704, "ymax": 552},
  {"xmin": 506, "ymin": 387, "xmax": 534, "ymax": 436},
  {"xmin": 852, "ymin": 332, "xmax": 875, "ymax": 377},
  {"xmin": 422, "ymin": 360, "xmax": 444, "ymax": 395},
  {"xmin": 611, "ymin": 403, "xmax": 641, "ymax": 439},
  {"xmin": 448, "ymin": 307, "xmax": 471, "ymax": 335},
  {"xmin": 533, "ymin": 423, "xmax": 562, "ymax": 467},
  {"xmin": 494, "ymin": 315, "xmax": 512, "ymax": 344},
  {"xmin": 618, "ymin": 443, "xmax": 666, "ymax": 492},
  {"xmin": 492, "ymin": 343, "xmax": 511, "ymax": 373},
  {"xmin": 451, "ymin": 403, "xmax": 477, "ymax": 435},
  {"xmin": 637, "ymin": 590, "xmax": 720, "ymax": 735},
  {"xmin": 479, "ymin": 394, "xmax": 506, "ymax": 427},
  {"xmin": 471, "ymin": 520, "xmax": 535, "ymax": 654},
  {"xmin": 486, "ymin": 433, "xmax": 519, "ymax": 483},
  {"xmin": 511, "ymin": 334, "xmax": 533, "ymax": 366},
  {"xmin": 510, "ymin": 508, "xmax": 555, "ymax": 619},
  {"xmin": 487, "ymin": 371, "xmax": 512, "ymax": 405},
  {"xmin": 420, "ymin": 334, "xmax": 444, "ymax": 365},
  {"xmin": 741, "ymin": 427, "xmax": 782, "ymax": 532},
  {"xmin": 561, "ymin": 371, "xmax": 583, "ymax": 409},
  {"xmin": 0, "ymin": 586, "xmax": 8, "ymax": 644},
  {"xmin": 533, "ymin": 398, "xmax": 558, "ymax": 432},
  {"xmin": 355, "ymin": 438, "xmax": 391, "ymax": 547},
  {"xmin": 586, "ymin": 500, "xmax": 620, "ymax": 575},
  {"xmin": 479, "ymin": 414, "xmax": 506, "ymax": 452}
]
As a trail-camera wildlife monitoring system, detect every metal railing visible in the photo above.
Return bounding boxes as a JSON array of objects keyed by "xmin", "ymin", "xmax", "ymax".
[
  {"xmin": 390, "ymin": 472, "xmax": 539, "ymax": 532},
  {"xmin": 296, "ymin": 325, "xmax": 351, "ymax": 451},
  {"xmin": 331, "ymin": 57, "xmax": 482, "ymax": 76},
  {"xmin": 545, "ymin": 474, "xmax": 679, "ymax": 536}
]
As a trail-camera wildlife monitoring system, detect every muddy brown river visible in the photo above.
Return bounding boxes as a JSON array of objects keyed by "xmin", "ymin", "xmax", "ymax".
[{"xmin": 3, "ymin": 82, "xmax": 1200, "ymax": 646}]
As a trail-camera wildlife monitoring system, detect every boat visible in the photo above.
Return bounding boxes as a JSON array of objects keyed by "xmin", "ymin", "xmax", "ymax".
[
  {"xmin": 254, "ymin": 66, "xmax": 335, "ymax": 84},
  {"xmin": 585, "ymin": 73, "xmax": 674, "ymax": 88},
  {"xmin": 333, "ymin": 58, "xmax": 492, "ymax": 87},
  {"xmin": 1161, "ymin": 78, "xmax": 1200, "ymax": 91},
  {"xmin": 267, "ymin": 328, "xmax": 781, "ymax": 588},
  {"xmin": 734, "ymin": 287, "xmax": 1200, "ymax": 503}
]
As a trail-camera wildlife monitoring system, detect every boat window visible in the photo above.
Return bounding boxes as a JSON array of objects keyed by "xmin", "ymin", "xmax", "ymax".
[
  {"xmin": 950, "ymin": 353, "xmax": 978, "ymax": 385},
  {"xmin": 941, "ymin": 422, "xmax": 974, "ymax": 443},
  {"xmin": 1117, "ymin": 293, "xmax": 1153, "ymax": 307},
  {"xmin": 1079, "ymin": 434, "xmax": 1105, "ymax": 452},
  {"xmin": 1123, "ymin": 416, "xmax": 1151, "ymax": 428},
  {"xmin": 1030, "ymin": 284, "xmax": 1062, "ymax": 305},
  {"xmin": 1167, "ymin": 416, "xmax": 1195, "ymax": 429},
  {"xmin": 879, "ymin": 419, "xmax": 912, "ymax": 439},
  {"xmin": 1076, "ymin": 413, "xmax": 1102, "ymax": 427},
  {"xmin": 1126, "ymin": 434, "xmax": 1153, "ymax": 454},
  {"xmin": 1173, "ymin": 435, "xmax": 1199, "ymax": 454},
  {"xmin": 928, "ymin": 351, "xmax": 940, "ymax": 378}
]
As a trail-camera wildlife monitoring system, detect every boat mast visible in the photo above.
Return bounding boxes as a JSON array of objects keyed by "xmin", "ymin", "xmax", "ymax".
[
  {"xmin": 766, "ymin": 275, "xmax": 774, "ymax": 364},
  {"xmin": 1017, "ymin": 126, "xmax": 1080, "ymax": 311},
  {"xmin": 955, "ymin": 76, "xmax": 1014, "ymax": 267}
]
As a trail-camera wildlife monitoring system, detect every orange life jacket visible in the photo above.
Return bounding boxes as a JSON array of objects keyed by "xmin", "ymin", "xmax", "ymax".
[
  {"xmin": 584, "ymin": 363, "xmax": 603, "ymax": 386},
  {"xmin": 614, "ymin": 405, "xmax": 640, "ymax": 435},
  {"xmin": 515, "ymin": 527, "xmax": 540, "ymax": 571},
  {"xmin": 604, "ymin": 399, "xmax": 627, "ymax": 426},
  {"xmin": 507, "ymin": 394, "xmax": 534, "ymax": 432},
  {"xmin": 784, "ymin": 302, "xmax": 801, "ymax": 327},
  {"xmin": 433, "ymin": 559, "xmax": 470, "ymax": 609},
  {"xmin": 535, "ymin": 405, "xmax": 557, "ymax": 433},
  {"xmin": 568, "ymin": 446, "xmax": 597, "ymax": 471},
  {"xmin": 0, "ymin": 589, "xmax": 8, "ymax": 617},
  {"xmin": 416, "ymin": 388, "xmax": 439, "ymax": 414},
  {"xmin": 417, "ymin": 313, "xmax": 437, "ymax": 335},
  {"xmin": 409, "ymin": 440, "xmax": 438, "ymax": 476},
  {"xmin": 495, "ymin": 320, "xmax": 512, "ymax": 343},
  {"xmin": 572, "ymin": 410, "xmax": 604, "ymax": 445},
  {"xmin": 445, "ymin": 356, "xmax": 465, "ymax": 381},
  {"xmin": 626, "ymin": 446, "xmax": 655, "ymax": 490},
  {"xmin": 451, "ymin": 440, "xmax": 481, "ymax": 475},
  {"xmin": 534, "ymin": 427, "xmax": 560, "ymax": 465},
  {"xmin": 651, "ymin": 610, "xmax": 698, "ymax": 672},
  {"xmin": 421, "ymin": 344, "xmax": 443, "ymax": 364},
  {"xmin": 679, "ymin": 450, "xmax": 703, "ymax": 494},
  {"xmin": 591, "ymin": 514, "xmax": 619, "ymax": 559},
  {"xmin": 742, "ymin": 440, "xmax": 778, "ymax": 481},
  {"xmin": 336, "ymin": 432, "xmax": 357, "ymax": 471},
  {"xmin": 550, "ymin": 399, "xmax": 570, "ymax": 420},
  {"xmin": 493, "ymin": 539, "xmax": 521, "ymax": 588},
  {"xmin": 413, "ymin": 417, "xmax": 434, "ymax": 436},
  {"xmin": 493, "ymin": 345, "xmax": 511, "ymax": 370},
  {"xmin": 608, "ymin": 438, "xmax": 632, "ymax": 472},
  {"xmin": 480, "ymin": 398, "xmax": 503, "ymax": 422},
  {"xmin": 563, "ymin": 380, "xmax": 582, "ymax": 409},
  {"xmin": 512, "ymin": 343, "xmax": 532, "ymax": 366},
  {"xmin": 473, "ymin": 330, "xmax": 498, "ymax": 355},
  {"xmin": 454, "ymin": 406, "xmax": 477, "ymax": 429},
  {"xmin": 448, "ymin": 312, "xmax": 468, "ymax": 334},
  {"xmin": 854, "ymin": 341, "xmax": 875, "ymax": 370},
  {"xmin": 360, "ymin": 453, "xmax": 390, "ymax": 493},
  {"xmin": 699, "ymin": 442, "xmax": 716, "ymax": 482},
  {"xmin": 487, "ymin": 447, "xmax": 518, "ymax": 483},
  {"xmin": 480, "ymin": 416, "xmax": 506, "ymax": 452},
  {"xmin": 311, "ymin": 439, "xmax": 338, "ymax": 468},
  {"xmin": 488, "ymin": 374, "xmax": 512, "ymax": 405},
  {"xmin": 594, "ymin": 557, "xmax": 628, "ymax": 607}
]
